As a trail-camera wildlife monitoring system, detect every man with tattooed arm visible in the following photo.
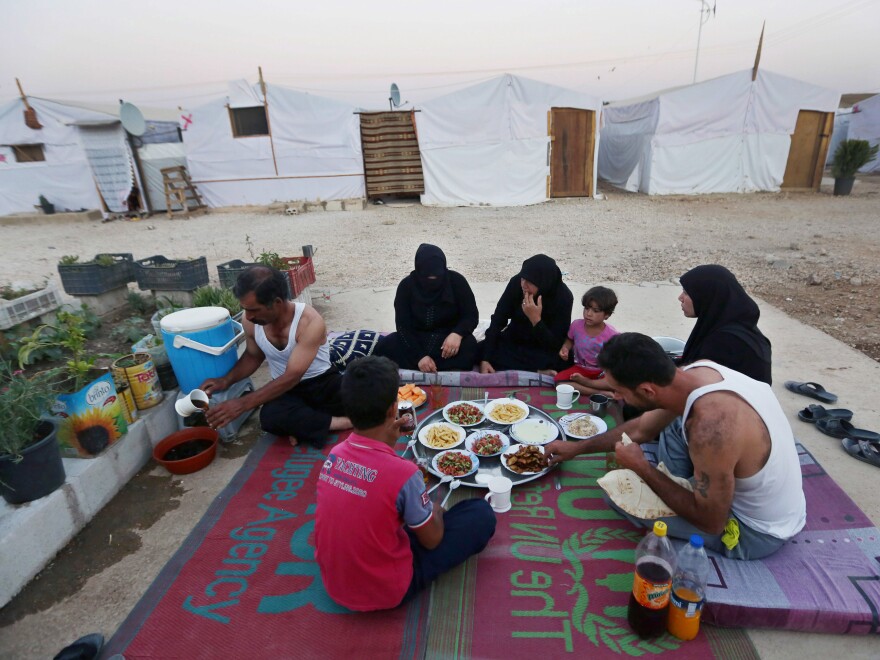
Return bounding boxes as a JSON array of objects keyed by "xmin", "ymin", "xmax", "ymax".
[{"xmin": 546, "ymin": 333, "xmax": 805, "ymax": 560}]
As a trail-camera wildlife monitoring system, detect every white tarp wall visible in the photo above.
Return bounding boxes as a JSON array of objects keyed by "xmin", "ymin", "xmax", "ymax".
[
  {"xmin": 848, "ymin": 94, "xmax": 880, "ymax": 173},
  {"xmin": 825, "ymin": 109, "xmax": 851, "ymax": 167},
  {"xmin": 0, "ymin": 98, "xmax": 105, "ymax": 215},
  {"xmin": 77, "ymin": 124, "xmax": 134, "ymax": 212},
  {"xmin": 598, "ymin": 69, "xmax": 840, "ymax": 195},
  {"xmin": 416, "ymin": 74, "xmax": 602, "ymax": 206},
  {"xmin": 183, "ymin": 81, "xmax": 365, "ymax": 207},
  {"xmin": 139, "ymin": 142, "xmax": 186, "ymax": 211}
]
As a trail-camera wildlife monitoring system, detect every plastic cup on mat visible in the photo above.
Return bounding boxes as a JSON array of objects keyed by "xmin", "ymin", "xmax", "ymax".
[
  {"xmin": 556, "ymin": 384, "xmax": 580, "ymax": 409},
  {"xmin": 484, "ymin": 476, "xmax": 513, "ymax": 513},
  {"xmin": 176, "ymin": 389, "xmax": 210, "ymax": 417}
]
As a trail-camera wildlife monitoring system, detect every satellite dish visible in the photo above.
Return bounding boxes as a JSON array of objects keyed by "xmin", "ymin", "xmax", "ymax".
[
  {"xmin": 119, "ymin": 102, "xmax": 146, "ymax": 136},
  {"xmin": 389, "ymin": 83, "xmax": 401, "ymax": 111}
]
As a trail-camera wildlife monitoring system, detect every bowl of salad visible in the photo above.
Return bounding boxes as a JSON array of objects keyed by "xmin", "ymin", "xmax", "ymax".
[
  {"xmin": 442, "ymin": 400, "xmax": 485, "ymax": 427},
  {"xmin": 465, "ymin": 429, "xmax": 510, "ymax": 457},
  {"xmin": 431, "ymin": 449, "xmax": 480, "ymax": 478}
]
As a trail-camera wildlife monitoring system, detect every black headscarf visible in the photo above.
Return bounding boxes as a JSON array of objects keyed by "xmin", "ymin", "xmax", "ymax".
[
  {"xmin": 680, "ymin": 265, "xmax": 772, "ymax": 380},
  {"xmin": 412, "ymin": 244, "xmax": 449, "ymax": 302},
  {"xmin": 518, "ymin": 254, "xmax": 563, "ymax": 299}
]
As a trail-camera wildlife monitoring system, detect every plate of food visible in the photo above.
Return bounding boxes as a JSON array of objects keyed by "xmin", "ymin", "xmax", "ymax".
[
  {"xmin": 509, "ymin": 418, "xmax": 559, "ymax": 446},
  {"xmin": 432, "ymin": 449, "xmax": 480, "ymax": 478},
  {"xmin": 559, "ymin": 413, "xmax": 608, "ymax": 440},
  {"xmin": 442, "ymin": 400, "xmax": 485, "ymax": 427},
  {"xmin": 465, "ymin": 429, "xmax": 510, "ymax": 457},
  {"xmin": 398, "ymin": 384, "xmax": 427, "ymax": 408},
  {"xmin": 418, "ymin": 422, "xmax": 466, "ymax": 450},
  {"xmin": 501, "ymin": 444, "xmax": 548, "ymax": 476},
  {"xmin": 484, "ymin": 398, "xmax": 529, "ymax": 425}
]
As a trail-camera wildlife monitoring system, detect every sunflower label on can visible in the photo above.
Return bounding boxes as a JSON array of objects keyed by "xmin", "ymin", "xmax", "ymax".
[{"xmin": 51, "ymin": 372, "xmax": 128, "ymax": 458}]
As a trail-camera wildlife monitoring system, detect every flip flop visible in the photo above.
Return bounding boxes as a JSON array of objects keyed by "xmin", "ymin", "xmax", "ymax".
[
  {"xmin": 841, "ymin": 438, "xmax": 880, "ymax": 469},
  {"xmin": 784, "ymin": 381, "xmax": 838, "ymax": 404},
  {"xmin": 815, "ymin": 418, "xmax": 880, "ymax": 442},
  {"xmin": 797, "ymin": 404, "xmax": 854, "ymax": 424}
]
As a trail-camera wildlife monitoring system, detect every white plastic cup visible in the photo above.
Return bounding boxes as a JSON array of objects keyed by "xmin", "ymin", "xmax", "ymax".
[
  {"xmin": 175, "ymin": 389, "xmax": 210, "ymax": 417},
  {"xmin": 555, "ymin": 383, "xmax": 581, "ymax": 409},
  {"xmin": 484, "ymin": 476, "xmax": 513, "ymax": 513}
]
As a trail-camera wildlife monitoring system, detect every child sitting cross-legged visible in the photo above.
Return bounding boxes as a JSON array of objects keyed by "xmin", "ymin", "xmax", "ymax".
[
  {"xmin": 555, "ymin": 286, "xmax": 620, "ymax": 396},
  {"xmin": 315, "ymin": 355, "xmax": 496, "ymax": 611}
]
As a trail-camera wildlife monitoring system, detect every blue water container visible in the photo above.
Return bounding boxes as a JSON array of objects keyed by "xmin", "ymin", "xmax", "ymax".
[{"xmin": 160, "ymin": 307, "xmax": 244, "ymax": 393}]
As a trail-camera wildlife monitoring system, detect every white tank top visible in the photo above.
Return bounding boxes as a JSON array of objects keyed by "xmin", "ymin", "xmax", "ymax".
[
  {"xmin": 682, "ymin": 361, "xmax": 806, "ymax": 539},
  {"xmin": 254, "ymin": 302, "xmax": 332, "ymax": 381}
]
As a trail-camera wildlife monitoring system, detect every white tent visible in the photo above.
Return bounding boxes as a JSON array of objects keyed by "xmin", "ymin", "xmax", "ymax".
[
  {"xmin": 825, "ymin": 109, "xmax": 852, "ymax": 167},
  {"xmin": 0, "ymin": 98, "xmax": 179, "ymax": 217},
  {"xmin": 598, "ymin": 69, "xmax": 840, "ymax": 195},
  {"xmin": 183, "ymin": 81, "xmax": 364, "ymax": 207},
  {"xmin": 847, "ymin": 94, "xmax": 880, "ymax": 173},
  {"xmin": 415, "ymin": 74, "xmax": 602, "ymax": 206}
]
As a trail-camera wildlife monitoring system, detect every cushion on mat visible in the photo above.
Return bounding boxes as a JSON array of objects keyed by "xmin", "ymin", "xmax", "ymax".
[{"xmin": 328, "ymin": 329, "xmax": 380, "ymax": 369}]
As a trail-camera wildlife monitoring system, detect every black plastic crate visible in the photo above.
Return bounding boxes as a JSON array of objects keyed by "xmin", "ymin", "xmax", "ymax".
[
  {"xmin": 217, "ymin": 260, "xmax": 293, "ymax": 299},
  {"xmin": 57, "ymin": 253, "xmax": 134, "ymax": 296},
  {"xmin": 134, "ymin": 255, "xmax": 209, "ymax": 292}
]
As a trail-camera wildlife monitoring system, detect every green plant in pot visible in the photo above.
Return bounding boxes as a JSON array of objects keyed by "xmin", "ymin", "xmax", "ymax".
[
  {"xmin": 0, "ymin": 360, "xmax": 66, "ymax": 504},
  {"xmin": 18, "ymin": 310, "xmax": 128, "ymax": 457},
  {"xmin": 830, "ymin": 139, "xmax": 879, "ymax": 196}
]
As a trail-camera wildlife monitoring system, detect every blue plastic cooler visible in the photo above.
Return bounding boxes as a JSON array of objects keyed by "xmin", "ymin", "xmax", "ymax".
[{"xmin": 160, "ymin": 307, "xmax": 243, "ymax": 393}]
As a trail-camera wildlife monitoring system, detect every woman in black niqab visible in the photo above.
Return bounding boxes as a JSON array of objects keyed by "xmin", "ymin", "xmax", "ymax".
[
  {"xmin": 479, "ymin": 254, "xmax": 573, "ymax": 373},
  {"xmin": 679, "ymin": 264, "xmax": 772, "ymax": 384},
  {"xmin": 373, "ymin": 244, "xmax": 479, "ymax": 372}
]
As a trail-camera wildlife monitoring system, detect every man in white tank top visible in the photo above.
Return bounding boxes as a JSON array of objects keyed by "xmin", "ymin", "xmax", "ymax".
[
  {"xmin": 202, "ymin": 267, "xmax": 352, "ymax": 448},
  {"xmin": 547, "ymin": 333, "xmax": 805, "ymax": 560}
]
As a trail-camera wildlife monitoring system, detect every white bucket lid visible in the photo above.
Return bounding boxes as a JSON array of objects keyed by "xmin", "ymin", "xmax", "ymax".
[{"xmin": 161, "ymin": 307, "xmax": 231, "ymax": 333}]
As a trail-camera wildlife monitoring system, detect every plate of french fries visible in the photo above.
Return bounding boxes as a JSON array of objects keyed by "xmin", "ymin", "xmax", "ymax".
[
  {"xmin": 418, "ymin": 421, "xmax": 466, "ymax": 450},
  {"xmin": 398, "ymin": 384, "xmax": 427, "ymax": 408},
  {"xmin": 484, "ymin": 398, "xmax": 529, "ymax": 425}
]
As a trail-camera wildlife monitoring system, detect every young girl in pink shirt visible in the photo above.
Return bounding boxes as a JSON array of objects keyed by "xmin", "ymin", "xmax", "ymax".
[{"xmin": 555, "ymin": 286, "xmax": 619, "ymax": 396}]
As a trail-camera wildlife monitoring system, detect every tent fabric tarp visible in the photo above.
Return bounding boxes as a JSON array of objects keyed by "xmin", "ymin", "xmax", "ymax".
[
  {"xmin": 138, "ymin": 142, "xmax": 186, "ymax": 211},
  {"xmin": 847, "ymin": 94, "xmax": 880, "ymax": 173},
  {"xmin": 598, "ymin": 69, "xmax": 840, "ymax": 195},
  {"xmin": 183, "ymin": 81, "xmax": 365, "ymax": 207},
  {"xmin": 415, "ymin": 74, "xmax": 602, "ymax": 206}
]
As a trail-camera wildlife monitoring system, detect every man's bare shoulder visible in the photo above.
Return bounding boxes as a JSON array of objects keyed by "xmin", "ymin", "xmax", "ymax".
[
  {"xmin": 296, "ymin": 305, "xmax": 327, "ymax": 338},
  {"xmin": 687, "ymin": 391, "xmax": 747, "ymax": 450}
]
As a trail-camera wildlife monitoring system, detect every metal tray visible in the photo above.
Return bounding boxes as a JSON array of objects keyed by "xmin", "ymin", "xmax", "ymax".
[{"xmin": 411, "ymin": 398, "xmax": 562, "ymax": 489}]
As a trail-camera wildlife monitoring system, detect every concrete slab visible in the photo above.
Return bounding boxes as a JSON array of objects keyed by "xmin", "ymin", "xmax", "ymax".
[{"xmin": 72, "ymin": 286, "xmax": 131, "ymax": 315}]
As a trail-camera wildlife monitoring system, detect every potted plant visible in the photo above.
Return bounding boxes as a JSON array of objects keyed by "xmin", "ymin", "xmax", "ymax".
[
  {"xmin": 18, "ymin": 310, "xmax": 128, "ymax": 458},
  {"xmin": 0, "ymin": 361, "xmax": 66, "ymax": 504},
  {"xmin": 57, "ymin": 253, "xmax": 135, "ymax": 296},
  {"xmin": 830, "ymin": 139, "xmax": 879, "ymax": 196}
]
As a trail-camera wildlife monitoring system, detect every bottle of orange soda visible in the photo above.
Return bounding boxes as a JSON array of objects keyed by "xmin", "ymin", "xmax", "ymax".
[{"xmin": 667, "ymin": 534, "xmax": 710, "ymax": 640}]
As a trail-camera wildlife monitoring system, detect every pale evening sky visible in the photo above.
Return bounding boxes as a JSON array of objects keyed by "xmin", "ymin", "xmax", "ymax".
[{"xmin": 1, "ymin": 0, "xmax": 878, "ymax": 110}]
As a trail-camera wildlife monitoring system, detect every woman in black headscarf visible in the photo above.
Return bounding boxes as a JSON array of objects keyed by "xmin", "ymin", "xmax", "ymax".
[
  {"xmin": 374, "ymin": 244, "xmax": 479, "ymax": 372},
  {"xmin": 678, "ymin": 264, "xmax": 772, "ymax": 384},
  {"xmin": 479, "ymin": 254, "xmax": 574, "ymax": 373}
]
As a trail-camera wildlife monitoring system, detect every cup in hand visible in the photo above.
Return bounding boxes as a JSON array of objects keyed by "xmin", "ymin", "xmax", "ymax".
[
  {"xmin": 590, "ymin": 393, "xmax": 610, "ymax": 416},
  {"xmin": 555, "ymin": 383, "xmax": 580, "ymax": 409},
  {"xmin": 176, "ymin": 389, "xmax": 210, "ymax": 417},
  {"xmin": 484, "ymin": 476, "xmax": 513, "ymax": 513}
]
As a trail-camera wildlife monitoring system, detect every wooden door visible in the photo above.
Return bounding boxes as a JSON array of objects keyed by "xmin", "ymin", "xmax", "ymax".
[
  {"xmin": 782, "ymin": 110, "xmax": 833, "ymax": 191},
  {"xmin": 359, "ymin": 111, "xmax": 424, "ymax": 198},
  {"xmin": 549, "ymin": 108, "xmax": 595, "ymax": 197}
]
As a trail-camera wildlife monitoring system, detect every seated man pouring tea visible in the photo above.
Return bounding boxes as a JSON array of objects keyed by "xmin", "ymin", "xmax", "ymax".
[
  {"xmin": 201, "ymin": 266, "xmax": 351, "ymax": 448},
  {"xmin": 546, "ymin": 333, "xmax": 805, "ymax": 560}
]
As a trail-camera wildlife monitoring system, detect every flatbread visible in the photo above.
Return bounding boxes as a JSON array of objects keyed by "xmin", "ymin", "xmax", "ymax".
[{"xmin": 598, "ymin": 433, "xmax": 693, "ymax": 519}]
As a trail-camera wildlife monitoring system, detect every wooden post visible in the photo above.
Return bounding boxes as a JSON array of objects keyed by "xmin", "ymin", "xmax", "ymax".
[
  {"xmin": 259, "ymin": 66, "xmax": 279, "ymax": 176},
  {"xmin": 15, "ymin": 78, "xmax": 43, "ymax": 129},
  {"xmin": 752, "ymin": 22, "xmax": 765, "ymax": 82}
]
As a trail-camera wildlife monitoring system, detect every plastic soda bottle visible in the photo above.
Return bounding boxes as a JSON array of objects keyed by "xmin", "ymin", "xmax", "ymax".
[
  {"xmin": 667, "ymin": 534, "xmax": 710, "ymax": 640},
  {"xmin": 627, "ymin": 520, "xmax": 676, "ymax": 639}
]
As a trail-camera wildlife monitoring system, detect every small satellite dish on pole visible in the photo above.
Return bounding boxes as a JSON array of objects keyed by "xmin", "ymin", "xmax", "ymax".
[
  {"xmin": 120, "ymin": 102, "xmax": 146, "ymax": 136},
  {"xmin": 389, "ymin": 83, "xmax": 401, "ymax": 111}
]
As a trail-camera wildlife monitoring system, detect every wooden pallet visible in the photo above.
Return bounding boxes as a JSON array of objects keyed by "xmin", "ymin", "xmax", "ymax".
[{"xmin": 161, "ymin": 166, "xmax": 206, "ymax": 218}]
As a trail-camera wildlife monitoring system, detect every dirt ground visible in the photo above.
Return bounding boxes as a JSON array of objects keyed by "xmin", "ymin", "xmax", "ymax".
[{"xmin": 1, "ymin": 174, "xmax": 879, "ymax": 656}]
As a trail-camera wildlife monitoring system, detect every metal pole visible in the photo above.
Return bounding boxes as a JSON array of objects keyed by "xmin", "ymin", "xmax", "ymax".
[{"xmin": 693, "ymin": 1, "xmax": 710, "ymax": 84}]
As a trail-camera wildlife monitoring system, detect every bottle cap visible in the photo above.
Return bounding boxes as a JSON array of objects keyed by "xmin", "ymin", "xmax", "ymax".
[
  {"xmin": 653, "ymin": 521, "xmax": 668, "ymax": 537},
  {"xmin": 689, "ymin": 534, "xmax": 704, "ymax": 548}
]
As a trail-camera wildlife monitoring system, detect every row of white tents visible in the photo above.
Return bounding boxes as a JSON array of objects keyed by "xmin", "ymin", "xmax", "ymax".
[{"xmin": 1, "ymin": 70, "xmax": 876, "ymax": 216}]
